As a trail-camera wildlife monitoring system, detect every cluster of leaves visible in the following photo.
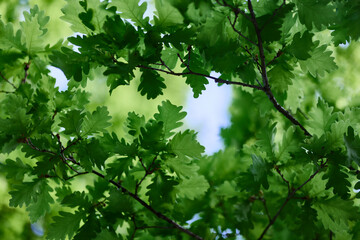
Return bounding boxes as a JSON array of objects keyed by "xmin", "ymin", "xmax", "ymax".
[{"xmin": 1, "ymin": 0, "xmax": 360, "ymax": 239}]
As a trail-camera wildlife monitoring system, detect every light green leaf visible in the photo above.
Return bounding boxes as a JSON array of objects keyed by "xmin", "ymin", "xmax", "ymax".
[
  {"xmin": 307, "ymin": 99, "xmax": 338, "ymax": 137},
  {"xmin": 299, "ymin": 42, "xmax": 337, "ymax": 77},
  {"xmin": 175, "ymin": 175, "xmax": 209, "ymax": 200},
  {"xmin": 169, "ymin": 130, "xmax": 205, "ymax": 158},
  {"xmin": 313, "ymin": 197, "xmax": 358, "ymax": 234},
  {"xmin": 154, "ymin": 0, "xmax": 184, "ymax": 27},
  {"xmin": 154, "ymin": 100, "xmax": 187, "ymax": 139},
  {"xmin": 216, "ymin": 180, "xmax": 238, "ymax": 199},
  {"xmin": 109, "ymin": 0, "xmax": 149, "ymax": 28},
  {"xmin": 81, "ymin": 106, "xmax": 112, "ymax": 136},
  {"xmin": 165, "ymin": 156, "xmax": 199, "ymax": 178},
  {"xmin": 20, "ymin": 5, "xmax": 49, "ymax": 54}
]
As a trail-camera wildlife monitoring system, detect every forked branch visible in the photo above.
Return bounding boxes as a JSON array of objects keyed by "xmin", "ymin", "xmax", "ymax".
[{"xmin": 24, "ymin": 138, "xmax": 204, "ymax": 240}]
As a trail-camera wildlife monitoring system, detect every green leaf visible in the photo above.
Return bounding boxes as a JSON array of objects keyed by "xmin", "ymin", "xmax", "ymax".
[
  {"xmin": 47, "ymin": 211, "xmax": 86, "ymax": 240},
  {"xmin": 154, "ymin": 100, "xmax": 187, "ymax": 139},
  {"xmin": 0, "ymin": 19, "xmax": 24, "ymax": 51},
  {"xmin": 59, "ymin": 109, "xmax": 84, "ymax": 136},
  {"xmin": 26, "ymin": 181, "xmax": 54, "ymax": 222},
  {"xmin": 140, "ymin": 119, "xmax": 165, "ymax": 150},
  {"xmin": 73, "ymin": 210, "xmax": 101, "ymax": 240},
  {"xmin": 268, "ymin": 61, "xmax": 295, "ymax": 93},
  {"xmin": 256, "ymin": 123, "xmax": 276, "ymax": 159},
  {"xmin": 77, "ymin": 138, "xmax": 110, "ymax": 171},
  {"xmin": 9, "ymin": 179, "xmax": 54, "ymax": 222},
  {"xmin": 313, "ymin": 197, "xmax": 358, "ymax": 234},
  {"xmin": 344, "ymin": 126, "xmax": 360, "ymax": 166},
  {"xmin": 138, "ymin": 68, "xmax": 166, "ymax": 99},
  {"xmin": 249, "ymin": 154, "xmax": 270, "ymax": 189},
  {"xmin": 126, "ymin": 112, "xmax": 145, "ymax": 138},
  {"xmin": 295, "ymin": 0, "xmax": 336, "ymax": 30},
  {"xmin": 287, "ymin": 31, "xmax": 314, "ymax": 60},
  {"xmin": 299, "ymin": 42, "xmax": 337, "ymax": 77},
  {"xmin": 330, "ymin": 1, "xmax": 360, "ymax": 45},
  {"xmin": 165, "ymin": 156, "xmax": 199, "ymax": 178},
  {"xmin": 276, "ymin": 127, "xmax": 299, "ymax": 163},
  {"xmin": 0, "ymin": 158, "xmax": 32, "ymax": 181},
  {"xmin": 306, "ymin": 99, "xmax": 338, "ymax": 137},
  {"xmin": 61, "ymin": 0, "xmax": 112, "ymax": 34},
  {"xmin": 20, "ymin": 5, "xmax": 49, "ymax": 54},
  {"xmin": 9, "ymin": 180, "xmax": 41, "ymax": 208},
  {"xmin": 109, "ymin": 0, "xmax": 150, "ymax": 28},
  {"xmin": 216, "ymin": 180, "xmax": 238, "ymax": 199},
  {"xmin": 175, "ymin": 175, "xmax": 209, "ymax": 200},
  {"xmin": 169, "ymin": 130, "xmax": 205, "ymax": 158},
  {"xmin": 81, "ymin": 106, "xmax": 112, "ymax": 136},
  {"xmin": 322, "ymin": 162, "xmax": 351, "ymax": 199},
  {"xmin": 154, "ymin": 0, "xmax": 184, "ymax": 27}
]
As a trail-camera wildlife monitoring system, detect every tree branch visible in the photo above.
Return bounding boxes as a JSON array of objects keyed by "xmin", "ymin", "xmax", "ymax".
[
  {"xmin": 137, "ymin": 65, "xmax": 263, "ymax": 90},
  {"xmin": 21, "ymin": 61, "xmax": 30, "ymax": 84},
  {"xmin": 258, "ymin": 160, "xmax": 328, "ymax": 240},
  {"xmin": 91, "ymin": 169, "xmax": 204, "ymax": 240},
  {"xmin": 246, "ymin": 0, "xmax": 312, "ymax": 137},
  {"xmin": 24, "ymin": 138, "xmax": 204, "ymax": 240},
  {"xmin": 0, "ymin": 71, "xmax": 17, "ymax": 89},
  {"xmin": 227, "ymin": 15, "xmax": 257, "ymax": 46},
  {"xmin": 274, "ymin": 165, "xmax": 290, "ymax": 193}
]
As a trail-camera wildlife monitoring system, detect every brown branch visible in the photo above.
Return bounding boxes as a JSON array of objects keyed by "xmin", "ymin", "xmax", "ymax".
[
  {"xmin": 274, "ymin": 165, "xmax": 290, "ymax": 193},
  {"xmin": 227, "ymin": 15, "xmax": 257, "ymax": 46},
  {"xmin": 246, "ymin": 0, "xmax": 311, "ymax": 137},
  {"xmin": 135, "ymin": 156, "xmax": 157, "ymax": 195},
  {"xmin": 91, "ymin": 169, "xmax": 204, "ymax": 240},
  {"xmin": 0, "ymin": 90, "xmax": 15, "ymax": 94},
  {"xmin": 259, "ymin": 197, "xmax": 272, "ymax": 222},
  {"xmin": 137, "ymin": 65, "xmax": 263, "ymax": 90},
  {"xmin": 0, "ymin": 71, "xmax": 17, "ymax": 89},
  {"xmin": 266, "ymin": 49, "xmax": 284, "ymax": 66},
  {"xmin": 21, "ymin": 62, "xmax": 30, "ymax": 84},
  {"xmin": 24, "ymin": 138, "xmax": 203, "ymax": 240},
  {"xmin": 25, "ymin": 138, "xmax": 56, "ymax": 155},
  {"xmin": 258, "ymin": 160, "xmax": 328, "ymax": 240}
]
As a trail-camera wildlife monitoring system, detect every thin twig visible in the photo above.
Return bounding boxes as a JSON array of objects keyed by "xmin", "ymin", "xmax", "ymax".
[
  {"xmin": 258, "ymin": 160, "xmax": 328, "ymax": 240},
  {"xmin": 25, "ymin": 138, "xmax": 56, "ymax": 155},
  {"xmin": 0, "ymin": 71, "xmax": 17, "ymax": 89},
  {"xmin": 135, "ymin": 156, "xmax": 157, "ymax": 195},
  {"xmin": 137, "ymin": 65, "xmax": 263, "ymax": 90},
  {"xmin": 23, "ymin": 140, "xmax": 204, "ymax": 240},
  {"xmin": 259, "ymin": 197, "xmax": 272, "ymax": 222},
  {"xmin": 64, "ymin": 171, "xmax": 89, "ymax": 180},
  {"xmin": 266, "ymin": 49, "xmax": 284, "ymax": 66},
  {"xmin": 91, "ymin": 169, "xmax": 204, "ymax": 240},
  {"xmin": 22, "ymin": 62, "xmax": 30, "ymax": 84},
  {"xmin": 160, "ymin": 58, "xmax": 174, "ymax": 73},
  {"xmin": 274, "ymin": 165, "xmax": 290, "ymax": 193},
  {"xmin": 227, "ymin": 15, "xmax": 257, "ymax": 46},
  {"xmin": 0, "ymin": 90, "xmax": 15, "ymax": 94}
]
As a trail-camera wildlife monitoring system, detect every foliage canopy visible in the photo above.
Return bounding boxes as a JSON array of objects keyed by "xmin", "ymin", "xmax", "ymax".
[{"xmin": 1, "ymin": 0, "xmax": 360, "ymax": 239}]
